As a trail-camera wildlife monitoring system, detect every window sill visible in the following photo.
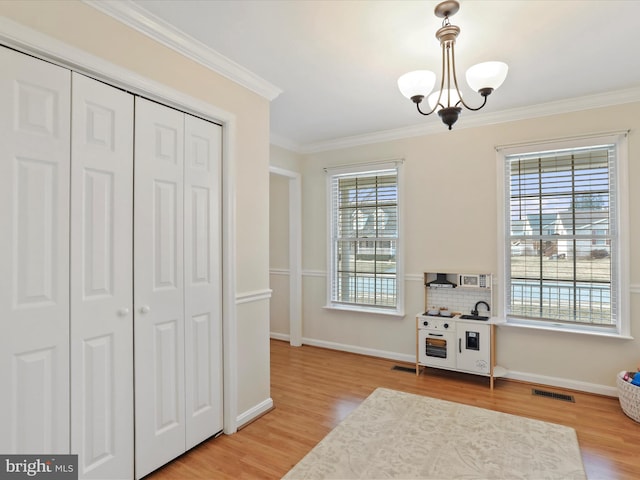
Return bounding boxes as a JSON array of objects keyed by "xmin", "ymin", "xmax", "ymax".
[
  {"xmin": 500, "ymin": 318, "xmax": 633, "ymax": 340},
  {"xmin": 323, "ymin": 304, "xmax": 405, "ymax": 319}
]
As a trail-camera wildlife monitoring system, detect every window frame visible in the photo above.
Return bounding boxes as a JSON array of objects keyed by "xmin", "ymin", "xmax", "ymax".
[
  {"xmin": 325, "ymin": 161, "xmax": 404, "ymax": 317},
  {"xmin": 496, "ymin": 133, "xmax": 630, "ymax": 337}
]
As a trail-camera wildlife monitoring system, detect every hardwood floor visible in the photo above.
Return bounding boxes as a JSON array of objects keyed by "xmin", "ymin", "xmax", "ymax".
[{"xmin": 147, "ymin": 339, "xmax": 639, "ymax": 479}]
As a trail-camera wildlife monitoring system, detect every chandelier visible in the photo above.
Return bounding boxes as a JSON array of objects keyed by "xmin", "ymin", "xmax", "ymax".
[{"xmin": 397, "ymin": 0, "xmax": 508, "ymax": 130}]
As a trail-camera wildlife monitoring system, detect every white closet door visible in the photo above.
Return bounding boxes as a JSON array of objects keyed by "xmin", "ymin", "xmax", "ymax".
[
  {"xmin": 0, "ymin": 47, "xmax": 71, "ymax": 454},
  {"xmin": 184, "ymin": 114, "xmax": 223, "ymax": 449},
  {"xmin": 134, "ymin": 98, "xmax": 186, "ymax": 479},
  {"xmin": 70, "ymin": 73, "xmax": 134, "ymax": 479}
]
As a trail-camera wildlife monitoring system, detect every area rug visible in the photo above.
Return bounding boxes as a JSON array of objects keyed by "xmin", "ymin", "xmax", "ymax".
[{"xmin": 283, "ymin": 387, "xmax": 586, "ymax": 479}]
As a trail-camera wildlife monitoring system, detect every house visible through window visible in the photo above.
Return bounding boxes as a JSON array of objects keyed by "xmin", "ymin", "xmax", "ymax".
[
  {"xmin": 327, "ymin": 164, "xmax": 402, "ymax": 314},
  {"xmin": 502, "ymin": 134, "xmax": 628, "ymax": 333}
]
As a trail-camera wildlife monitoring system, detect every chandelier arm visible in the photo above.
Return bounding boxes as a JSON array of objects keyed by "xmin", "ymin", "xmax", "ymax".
[
  {"xmin": 416, "ymin": 43, "xmax": 448, "ymax": 115},
  {"xmin": 415, "ymin": 102, "xmax": 438, "ymax": 116},
  {"xmin": 459, "ymin": 94, "xmax": 488, "ymax": 111},
  {"xmin": 434, "ymin": 42, "xmax": 448, "ymax": 108},
  {"xmin": 446, "ymin": 43, "xmax": 453, "ymax": 107},
  {"xmin": 450, "ymin": 42, "xmax": 490, "ymax": 112},
  {"xmin": 449, "ymin": 42, "xmax": 465, "ymax": 107}
]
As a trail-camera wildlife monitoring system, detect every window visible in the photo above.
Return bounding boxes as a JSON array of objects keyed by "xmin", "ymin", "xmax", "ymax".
[
  {"xmin": 327, "ymin": 163, "xmax": 402, "ymax": 314},
  {"xmin": 500, "ymin": 133, "xmax": 629, "ymax": 335}
]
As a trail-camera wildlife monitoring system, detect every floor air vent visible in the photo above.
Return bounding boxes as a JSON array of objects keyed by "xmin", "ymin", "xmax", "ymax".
[
  {"xmin": 392, "ymin": 365, "xmax": 415, "ymax": 373},
  {"xmin": 532, "ymin": 388, "xmax": 575, "ymax": 403}
]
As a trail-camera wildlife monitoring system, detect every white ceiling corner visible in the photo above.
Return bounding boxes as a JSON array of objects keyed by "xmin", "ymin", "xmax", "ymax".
[
  {"xmin": 300, "ymin": 86, "xmax": 640, "ymax": 154},
  {"xmin": 84, "ymin": 1, "xmax": 640, "ymax": 153},
  {"xmin": 82, "ymin": 0, "xmax": 282, "ymax": 101}
]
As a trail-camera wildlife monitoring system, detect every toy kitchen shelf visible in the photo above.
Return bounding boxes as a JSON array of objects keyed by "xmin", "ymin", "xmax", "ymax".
[{"xmin": 416, "ymin": 271, "xmax": 507, "ymax": 389}]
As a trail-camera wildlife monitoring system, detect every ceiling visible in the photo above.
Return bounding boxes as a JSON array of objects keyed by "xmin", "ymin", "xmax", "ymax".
[{"xmin": 126, "ymin": 0, "xmax": 640, "ymax": 152}]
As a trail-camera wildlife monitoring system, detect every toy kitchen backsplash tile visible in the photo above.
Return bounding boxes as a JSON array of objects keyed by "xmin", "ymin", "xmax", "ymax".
[{"xmin": 426, "ymin": 288, "xmax": 492, "ymax": 315}]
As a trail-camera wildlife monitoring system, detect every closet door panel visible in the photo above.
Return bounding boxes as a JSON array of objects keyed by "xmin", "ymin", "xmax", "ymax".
[
  {"xmin": 134, "ymin": 98, "xmax": 185, "ymax": 479},
  {"xmin": 184, "ymin": 115, "xmax": 223, "ymax": 449},
  {"xmin": 0, "ymin": 47, "xmax": 71, "ymax": 454},
  {"xmin": 70, "ymin": 73, "xmax": 134, "ymax": 479}
]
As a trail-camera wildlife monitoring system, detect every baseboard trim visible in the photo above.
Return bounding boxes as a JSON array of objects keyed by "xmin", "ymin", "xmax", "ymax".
[
  {"xmin": 236, "ymin": 397, "xmax": 274, "ymax": 429},
  {"xmin": 504, "ymin": 370, "xmax": 618, "ymax": 397},
  {"xmin": 270, "ymin": 332, "xmax": 291, "ymax": 342},
  {"xmin": 280, "ymin": 336, "xmax": 617, "ymax": 397},
  {"xmin": 301, "ymin": 337, "xmax": 415, "ymax": 364}
]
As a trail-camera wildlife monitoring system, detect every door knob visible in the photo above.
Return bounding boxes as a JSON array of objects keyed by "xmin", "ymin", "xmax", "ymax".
[
  {"xmin": 117, "ymin": 308, "xmax": 130, "ymax": 317},
  {"xmin": 140, "ymin": 305, "xmax": 151, "ymax": 314}
]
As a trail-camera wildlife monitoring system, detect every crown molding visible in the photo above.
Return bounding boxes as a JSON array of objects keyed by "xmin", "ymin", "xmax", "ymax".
[
  {"xmin": 297, "ymin": 86, "xmax": 640, "ymax": 154},
  {"xmin": 83, "ymin": 0, "xmax": 282, "ymax": 101},
  {"xmin": 78, "ymin": 0, "xmax": 640, "ymax": 154},
  {"xmin": 270, "ymin": 132, "xmax": 303, "ymax": 153}
]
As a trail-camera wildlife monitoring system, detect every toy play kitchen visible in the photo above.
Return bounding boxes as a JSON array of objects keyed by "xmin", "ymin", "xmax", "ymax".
[{"xmin": 416, "ymin": 272, "xmax": 506, "ymax": 389}]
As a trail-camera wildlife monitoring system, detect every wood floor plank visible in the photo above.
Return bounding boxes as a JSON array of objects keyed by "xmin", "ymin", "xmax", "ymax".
[{"xmin": 145, "ymin": 339, "xmax": 640, "ymax": 479}]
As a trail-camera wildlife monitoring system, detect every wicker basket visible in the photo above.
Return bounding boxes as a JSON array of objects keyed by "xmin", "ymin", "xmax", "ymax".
[{"xmin": 617, "ymin": 370, "xmax": 640, "ymax": 422}]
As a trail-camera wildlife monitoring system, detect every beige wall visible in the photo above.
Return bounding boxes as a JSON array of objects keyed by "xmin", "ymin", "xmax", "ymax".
[
  {"xmin": 268, "ymin": 145, "xmax": 304, "ymax": 338},
  {"xmin": 0, "ymin": 1, "xmax": 271, "ymax": 419},
  {"xmin": 269, "ymin": 173, "xmax": 291, "ymax": 335},
  {"xmin": 271, "ymin": 102, "xmax": 640, "ymax": 391},
  {"xmin": 270, "ymin": 144, "xmax": 304, "ymax": 173}
]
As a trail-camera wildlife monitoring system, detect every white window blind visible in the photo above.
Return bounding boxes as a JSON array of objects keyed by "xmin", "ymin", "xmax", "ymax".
[
  {"xmin": 505, "ymin": 143, "xmax": 618, "ymax": 328},
  {"xmin": 328, "ymin": 167, "xmax": 399, "ymax": 312}
]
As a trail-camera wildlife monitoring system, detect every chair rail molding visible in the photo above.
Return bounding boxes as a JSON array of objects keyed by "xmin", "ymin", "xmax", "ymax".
[
  {"xmin": 270, "ymin": 268, "xmax": 290, "ymax": 276},
  {"xmin": 236, "ymin": 289, "xmax": 273, "ymax": 305},
  {"xmin": 303, "ymin": 270, "xmax": 327, "ymax": 277}
]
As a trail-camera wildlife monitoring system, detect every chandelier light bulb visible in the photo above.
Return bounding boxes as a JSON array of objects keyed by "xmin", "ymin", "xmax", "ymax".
[
  {"xmin": 466, "ymin": 61, "xmax": 509, "ymax": 94},
  {"xmin": 427, "ymin": 89, "xmax": 461, "ymax": 111},
  {"xmin": 397, "ymin": 70, "xmax": 436, "ymax": 102}
]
